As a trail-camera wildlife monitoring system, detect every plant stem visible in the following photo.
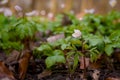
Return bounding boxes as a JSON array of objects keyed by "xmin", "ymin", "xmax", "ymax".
[
  {"xmin": 81, "ymin": 40, "xmax": 86, "ymax": 79},
  {"xmin": 83, "ymin": 56, "xmax": 86, "ymax": 78}
]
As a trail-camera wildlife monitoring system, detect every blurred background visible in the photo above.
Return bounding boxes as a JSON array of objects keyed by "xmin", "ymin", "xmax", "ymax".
[{"xmin": 0, "ymin": 0, "xmax": 120, "ymax": 17}]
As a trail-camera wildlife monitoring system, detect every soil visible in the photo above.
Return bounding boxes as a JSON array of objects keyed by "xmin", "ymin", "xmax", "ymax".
[
  {"xmin": 25, "ymin": 58, "xmax": 120, "ymax": 80},
  {"xmin": 0, "ymin": 50, "xmax": 120, "ymax": 80}
]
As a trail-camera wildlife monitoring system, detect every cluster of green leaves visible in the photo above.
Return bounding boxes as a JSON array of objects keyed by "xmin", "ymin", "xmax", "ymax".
[
  {"xmin": 0, "ymin": 11, "xmax": 120, "ymax": 71},
  {"xmin": 0, "ymin": 14, "xmax": 44, "ymax": 52},
  {"xmin": 36, "ymin": 44, "xmax": 66, "ymax": 68},
  {"xmin": 0, "ymin": 14, "xmax": 22, "ymax": 51},
  {"xmin": 80, "ymin": 11, "xmax": 120, "ymax": 57},
  {"xmin": 35, "ymin": 37, "xmax": 82, "ymax": 70},
  {"xmin": 35, "ymin": 11, "xmax": 120, "ymax": 69}
]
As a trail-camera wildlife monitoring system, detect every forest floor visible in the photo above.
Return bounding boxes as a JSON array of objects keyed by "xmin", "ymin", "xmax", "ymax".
[{"xmin": 0, "ymin": 50, "xmax": 120, "ymax": 80}]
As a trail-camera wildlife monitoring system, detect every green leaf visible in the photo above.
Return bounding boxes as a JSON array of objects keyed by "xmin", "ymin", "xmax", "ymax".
[
  {"xmin": 96, "ymin": 40, "xmax": 105, "ymax": 52},
  {"xmin": 84, "ymin": 35, "xmax": 104, "ymax": 48},
  {"xmin": 53, "ymin": 50, "xmax": 64, "ymax": 55},
  {"xmin": 1, "ymin": 31, "xmax": 9, "ymax": 41},
  {"xmin": 45, "ymin": 56, "xmax": 56, "ymax": 68},
  {"xmin": 73, "ymin": 54, "xmax": 79, "ymax": 71},
  {"xmin": 105, "ymin": 44, "xmax": 113, "ymax": 56},
  {"xmin": 89, "ymin": 38, "xmax": 102, "ymax": 46},
  {"xmin": 109, "ymin": 30, "xmax": 120, "ymax": 41},
  {"xmin": 66, "ymin": 51, "xmax": 75, "ymax": 59},
  {"xmin": 45, "ymin": 55, "xmax": 65, "ymax": 68},
  {"xmin": 90, "ymin": 52, "xmax": 97, "ymax": 62},
  {"xmin": 36, "ymin": 24, "xmax": 45, "ymax": 32},
  {"xmin": 70, "ymin": 38, "xmax": 81, "ymax": 45},
  {"xmin": 61, "ymin": 44, "xmax": 68, "ymax": 50},
  {"xmin": 45, "ymin": 50, "xmax": 65, "ymax": 68},
  {"xmin": 37, "ymin": 44, "xmax": 52, "ymax": 51},
  {"xmin": 104, "ymin": 37, "xmax": 111, "ymax": 44},
  {"xmin": 55, "ymin": 55, "xmax": 66, "ymax": 63},
  {"xmin": 61, "ymin": 43, "xmax": 70, "ymax": 50}
]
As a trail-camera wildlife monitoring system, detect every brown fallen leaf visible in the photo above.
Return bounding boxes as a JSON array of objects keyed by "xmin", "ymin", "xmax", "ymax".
[
  {"xmin": 47, "ymin": 33, "xmax": 65, "ymax": 43},
  {"xmin": 106, "ymin": 77, "xmax": 120, "ymax": 80},
  {"xmin": 0, "ymin": 52, "xmax": 6, "ymax": 61},
  {"xmin": 80, "ymin": 57, "xmax": 90, "ymax": 69},
  {"xmin": 18, "ymin": 50, "xmax": 32, "ymax": 80},
  {"xmin": 37, "ymin": 70, "xmax": 52, "ymax": 79},
  {"xmin": 89, "ymin": 62, "xmax": 102, "ymax": 70},
  {"xmin": 113, "ymin": 48, "xmax": 120, "ymax": 62},
  {"xmin": 5, "ymin": 50, "xmax": 20, "ymax": 64},
  {"xmin": 0, "ymin": 61, "xmax": 15, "ymax": 80},
  {"xmin": 92, "ymin": 69, "xmax": 100, "ymax": 80}
]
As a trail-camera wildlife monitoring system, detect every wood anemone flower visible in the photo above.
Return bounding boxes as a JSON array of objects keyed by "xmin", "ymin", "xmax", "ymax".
[{"xmin": 72, "ymin": 29, "xmax": 82, "ymax": 38}]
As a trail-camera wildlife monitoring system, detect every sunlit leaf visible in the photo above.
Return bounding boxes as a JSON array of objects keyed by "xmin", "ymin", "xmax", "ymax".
[{"xmin": 105, "ymin": 44, "xmax": 114, "ymax": 56}]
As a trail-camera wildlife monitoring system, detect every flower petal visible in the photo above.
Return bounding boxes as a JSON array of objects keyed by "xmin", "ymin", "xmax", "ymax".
[
  {"xmin": 72, "ymin": 29, "xmax": 82, "ymax": 38},
  {"xmin": 109, "ymin": 0, "xmax": 117, "ymax": 7}
]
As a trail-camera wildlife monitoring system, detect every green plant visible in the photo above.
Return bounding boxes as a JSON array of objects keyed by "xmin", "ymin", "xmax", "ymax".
[
  {"xmin": 1, "ymin": 11, "xmax": 120, "ymax": 77},
  {"xmin": 34, "ymin": 11, "xmax": 120, "ymax": 73},
  {"xmin": 36, "ymin": 44, "xmax": 65, "ymax": 68},
  {"xmin": 0, "ymin": 14, "xmax": 44, "ymax": 52}
]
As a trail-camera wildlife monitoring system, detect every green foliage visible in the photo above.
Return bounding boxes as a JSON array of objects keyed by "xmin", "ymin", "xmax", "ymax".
[
  {"xmin": 1, "ymin": 11, "xmax": 120, "ymax": 71},
  {"xmin": 36, "ymin": 45, "xmax": 65, "ymax": 68},
  {"xmin": 35, "ymin": 11, "xmax": 120, "ymax": 69},
  {"xmin": 0, "ymin": 15, "xmax": 43, "ymax": 51},
  {"xmin": 45, "ymin": 50, "xmax": 65, "ymax": 68},
  {"xmin": 37, "ymin": 44, "xmax": 53, "ymax": 56}
]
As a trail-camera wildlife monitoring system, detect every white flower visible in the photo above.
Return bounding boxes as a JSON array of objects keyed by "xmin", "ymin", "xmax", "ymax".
[
  {"xmin": 14, "ymin": 5, "xmax": 22, "ymax": 12},
  {"xmin": 47, "ymin": 12, "xmax": 54, "ymax": 19},
  {"xmin": 40, "ymin": 10, "xmax": 46, "ymax": 15},
  {"xmin": 0, "ymin": 8, "xmax": 12, "ymax": 16},
  {"xmin": 72, "ymin": 29, "xmax": 82, "ymax": 38},
  {"xmin": 60, "ymin": 4, "xmax": 65, "ymax": 8},
  {"xmin": 4, "ymin": 8, "xmax": 12, "ymax": 16},
  {"xmin": 109, "ymin": 0, "xmax": 117, "ymax": 7},
  {"xmin": 78, "ymin": 17, "xmax": 83, "ymax": 21},
  {"xmin": 25, "ymin": 10, "xmax": 39, "ymax": 16},
  {"xmin": 84, "ymin": 9, "xmax": 95, "ymax": 14}
]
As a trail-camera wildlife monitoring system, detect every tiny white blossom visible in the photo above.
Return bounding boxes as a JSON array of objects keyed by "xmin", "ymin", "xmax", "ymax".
[
  {"xmin": 109, "ymin": 0, "xmax": 117, "ymax": 7},
  {"xmin": 47, "ymin": 12, "xmax": 54, "ymax": 19},
  {"xmin": 78, "ymin": 17, "xmax": 83, "ymax": 21},
  {"xmin": 60, "ymin": 4, "xmax": 65, "ymax": 8},
  {"xmin": 0, "ymin": 8, "xmax": 12, "ymax": 16},
  {"xmin": 14, "ymin": 5, "xmax": 22, "ymax": 12},
  {"xmin": 84, "ymin": 9, "xmax": 95, "ymax": 14},
  {"xmin": 25, "ymin": 10, "xmax": 39, "ymax": 16},
  {"xmin": 72, "ymin": 29, "xmax": 82, "ymax": 38},
  {"xmin": 4, "ymin": 8, "xmax": 12, "ymax": 16},
  {"xmin": 40, "ymin": 10, "xmax": 46, "ymax": 15}
]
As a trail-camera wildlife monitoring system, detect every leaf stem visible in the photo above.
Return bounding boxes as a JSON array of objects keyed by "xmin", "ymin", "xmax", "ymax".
[{"xmin": 81, "ymin": 40, "xmax": 86, "ymax": 79}]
